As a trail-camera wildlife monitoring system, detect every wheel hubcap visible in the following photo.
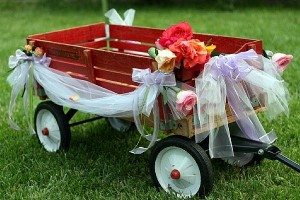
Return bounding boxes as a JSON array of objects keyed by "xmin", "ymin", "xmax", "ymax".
[
  {"xmin": 36, "ymin": 109, "xmax": 61, "ymax": 152},
  {"xmin": 42, "ymin": 127, "xmax": 49, "ymax": 136},
  {"xmin": 170, "ymin": 169, "xmax": 181, "ymax": 180},
  {"xmin": 154, "ymin": 146, "xmax": 201, "ymax": 198}
]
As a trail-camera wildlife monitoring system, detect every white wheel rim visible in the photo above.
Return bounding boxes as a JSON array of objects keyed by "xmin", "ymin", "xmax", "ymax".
[
  {"xmin": 155, "ymin": 146, "xmax": 201, "ymax": 198},
  {"xmin": 36, "ymin": 109, "xmax": 61, "ymax": 152}
]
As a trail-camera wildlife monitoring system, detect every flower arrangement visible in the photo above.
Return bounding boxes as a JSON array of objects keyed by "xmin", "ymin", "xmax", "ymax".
[
  {"xmin": 147, "ymin": 22, "xmax": 216, "ymax": 115},
  {"xmin": 150, "ymin": 22, "xmax": 216, "ymax": 74},
  {"xmin": 147, "ymin": 22, "xmax": 216, "ymax": 116},
  {"xmin": 21, "ymin": 44, "xmax": 44, "ymax": 57}
]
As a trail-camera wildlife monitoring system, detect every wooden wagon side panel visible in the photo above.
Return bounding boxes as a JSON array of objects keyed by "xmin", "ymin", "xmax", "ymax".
[
  {"xmin": 109, "ymin": 24, "xmax": 163, "ymax": 44},
  {"xmin": 193, "ymin": 33, "xmax": 263, "ymax": 54},
  {"xmin": 109, "ymin": 24, "xmax": 263, "ymax": 54},
  {"xmin": 90, "ymin": 49, "xmax": 154, "ymax": 93},
  {"xmin": 28, "ymin": 23, "xmax": 106, "ymax": 45},
  {"xmin": 26, "ymin": 39, "xmax": 90, "ymax": 81}
]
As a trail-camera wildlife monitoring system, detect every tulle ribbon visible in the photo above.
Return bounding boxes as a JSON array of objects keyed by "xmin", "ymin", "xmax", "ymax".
[
  {"xmin": 104, "ymin": 9, "xmax": 136, "ymax": 43},
  {"xmin": 130, "ymin": 68, "xmax": 176, "ymax": 154},
  {"xmin": 7, "ymin": 50, "xmax": 51, "ymax": 134},
  {"xmin": 196, "ymin": 49, "xmax": 289, "ymax": 158},
  {"xmin": 7, "ymin": 49, "xmax": 180, "ymax": 154},
  {"xmin": 8, "ymin": 48, "xmax": 289, "ymax": 157},
  {"xmin": 104, "ymin": 9, "xmax": 135, "ymax": 26}
]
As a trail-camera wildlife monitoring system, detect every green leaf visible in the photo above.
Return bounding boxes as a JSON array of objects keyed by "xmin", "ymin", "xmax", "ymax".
[
  {"xmin": 161, "ymin": 88, "xmax": 168, "ymax": 105},
  {"xmin": 148, "ymin": 47, "xmax": 158, "ymax": 58}
]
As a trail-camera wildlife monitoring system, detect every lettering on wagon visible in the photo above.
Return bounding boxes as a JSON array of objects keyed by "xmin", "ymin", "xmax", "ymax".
[{"xmin": 47, "ymin": 48, "xmax": 80, "ymax": 60}]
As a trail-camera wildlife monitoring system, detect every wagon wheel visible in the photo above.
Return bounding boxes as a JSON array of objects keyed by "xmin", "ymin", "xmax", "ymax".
[
  {"xmin": 34, "ymin": 101, "xmax": 71, "ymax": 152},
  {"xmin": 221, "ymin": 122, "xmax": 264, "ymax": 167},
  {"xmin": 222, "ymin": 153, "xmax": 263, "ymax": 167},
  {"xmin": 149, "ymin": 135, "xmax": 213, "ymax": 198}
]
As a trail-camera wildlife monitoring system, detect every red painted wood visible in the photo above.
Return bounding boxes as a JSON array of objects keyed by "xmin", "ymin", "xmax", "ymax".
[
  {"xmin": 67, "ymin": 72, "xmax": 89, "ymax": 81},
  {"xmin": 28, "ymin": 23, "xmax": 105, "ymax": 44},
  {"xmin": 27, "ymin": 39, "xmax": 87, "ymax": 64},
  {"xmin": 110, "ymin": 40, "xmax": 152, "ymax": 53},
  {"xmin": 91, "ymin": 49, "xmax": 153, "ymax": 74},
  {"xmin": 95, "ymin": 78, "xmax": 137, "ymax": 93},
  {"xmin": 110, "ymin": 24, "xmax": 163, "ymax": 43},
  {"xmin": 84, "ymin": 49, "xmax": 96, "ymax": 83},
  {"xmin": 193, "ymin": 33, "xmax": 263, "ymax": 54},
  {"xmin": 50, "ymin": 59, "xmax": 88, "ymax": 76},
  {"xmin": 94, "ymin": 67, "xmax": 136, "ymax": 87},
  {"xmin": 79, "ymin": 40, "xmax": 107, "ymax": 48},
  {"xmin": 109, "ymin": 25, "xmax": 263, "ymax": 54}
]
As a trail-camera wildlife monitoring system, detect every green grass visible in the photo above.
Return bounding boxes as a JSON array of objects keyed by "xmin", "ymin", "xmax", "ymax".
[{"xmin": 1, "ymin": 2, "xmax": 300, "ymax": 199}]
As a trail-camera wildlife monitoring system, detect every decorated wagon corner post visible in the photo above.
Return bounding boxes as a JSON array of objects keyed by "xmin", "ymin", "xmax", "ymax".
[{"xmin": 6, "ymin": 3, "xmax": 300, "ymax": 199}]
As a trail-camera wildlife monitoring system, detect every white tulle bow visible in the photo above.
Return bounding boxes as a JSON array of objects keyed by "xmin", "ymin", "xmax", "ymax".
[
  {"xmin": 104, "ymin": 9, "xmax": 135, "ymax": 26},
  {"xmin": 7, "ymin": 49, "xmax": 181, "ymax": 155},
  {"xmin": 7, "ymin": 50, "xmax": 51, "ymax": 133},
  {"xmin": 195, "ymin": 50, "xmax": 289, "ymax": 158}
]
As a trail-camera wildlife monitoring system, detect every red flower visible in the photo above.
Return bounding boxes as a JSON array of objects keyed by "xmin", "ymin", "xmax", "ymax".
[
  {"xmin": 156, "ymin": 22, "xmax": 193, "ymax": 49},
  {"xmin": 169, "ymin": 39, "xmax": 208, "ymax": 69}
]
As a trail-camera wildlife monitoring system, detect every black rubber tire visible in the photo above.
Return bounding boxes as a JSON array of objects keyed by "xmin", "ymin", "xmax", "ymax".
[
  {"xmin": 34, "ymin": 101, "xmax": 71, "ymax": 151},
  {"xmin": 149, "ymin": 135, "xmax": 213, "ymax": 197}
]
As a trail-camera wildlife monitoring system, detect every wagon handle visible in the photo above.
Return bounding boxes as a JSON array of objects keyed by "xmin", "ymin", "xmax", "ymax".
[
  {"xmin": 263, "ymin": 145, "xmax": 300, "ymax": 173},
  {"xmin": 231, "ymin": 136, "xmax": 300, "ymax": 173}
]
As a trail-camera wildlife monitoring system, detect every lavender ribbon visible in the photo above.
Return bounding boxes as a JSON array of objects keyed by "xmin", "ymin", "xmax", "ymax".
[
  {"xmin": 7, "ymin": 49, "xmax": 51, "ymax": 132},
  {"xmin": 196, "ymin": 49, "xmax": 281, "ymax": 158},
  {"xmin": 130, "ymin": 68, "xmax": 176, "ymax": 154},
  {"xmin": 211, "ymin": 49, "xmax": 258, "ymax": 81},
  {"xmin": 132, "ymin": 68, "xmax": 176, "ymax": 87},
  {"xmin": 210, "ymin": 50, "xmax": 262, "ymax": 141}
]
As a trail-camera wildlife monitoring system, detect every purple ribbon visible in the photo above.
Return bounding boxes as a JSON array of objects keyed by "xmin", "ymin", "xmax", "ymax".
[
  {"xmin": 211, "ymin": 49, "xmax": 258, "ymax": 81},
  {"xmin": 9, "ymin": 50, "xmax": 51, "ymax": 69},
  {"xmin": 210, "ymin": 49, "xmax": 262, "ymax": 141},
  {"xmin": 33, "ymin": 54, "xmax": 51, "ymax": 66},
  {"xmin": 132, "ymin": 68, "xmax": 176, "ymax": 86}
]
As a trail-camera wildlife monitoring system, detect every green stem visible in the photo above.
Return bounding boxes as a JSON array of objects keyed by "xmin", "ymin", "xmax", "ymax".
[
  {"xmin": 101, "ymin": 0, "xmax": 110, "ymax": 49},
  {"xmin": 101, "ymin": 0, "xmax": 109, "ymax": 24},
  {"xmin": 167, "ymin": 86, "xmax": 181, "ymax": 94},
  {"xmin": 29, "ymin": 61, "xmax": 34, "ymax": 133}
]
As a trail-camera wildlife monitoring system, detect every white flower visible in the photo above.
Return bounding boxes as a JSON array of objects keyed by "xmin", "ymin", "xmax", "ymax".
[{"xmin": 155, "ymin": 49, "xmax": 176, "ymax": 74}]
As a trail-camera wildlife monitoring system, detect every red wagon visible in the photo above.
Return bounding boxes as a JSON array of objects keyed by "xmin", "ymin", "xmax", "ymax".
[{"xmin": 26, "ymin": 23, "xmax": 299, "ymax": 198}]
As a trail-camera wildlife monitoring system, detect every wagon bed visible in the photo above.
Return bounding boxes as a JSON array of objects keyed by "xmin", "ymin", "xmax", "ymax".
[{"xmin": 27, "ymin": 22, "xmax": 263, "ymax": 93}]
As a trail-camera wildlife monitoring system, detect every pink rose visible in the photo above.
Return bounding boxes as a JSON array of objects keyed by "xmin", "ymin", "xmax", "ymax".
[
  {"xmin": 156, "ymin": 22, "xmax": 193, "ymax": 49},
  {"xmin": 176, "ymin": 90, "xmax": 197, "ymax": 115},
  {"xmin": 272, "ymin": 53, "xmax": 293, "ymax": 72},
  {"xmin": 34, "ymin": 47, "xmax": 44, "ymax": 57}
]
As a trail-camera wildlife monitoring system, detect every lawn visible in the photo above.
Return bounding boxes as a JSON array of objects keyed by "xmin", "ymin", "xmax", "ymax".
[{"xmin": 0, "ymin": 1, "xmax": 300, "ymax": 199}]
